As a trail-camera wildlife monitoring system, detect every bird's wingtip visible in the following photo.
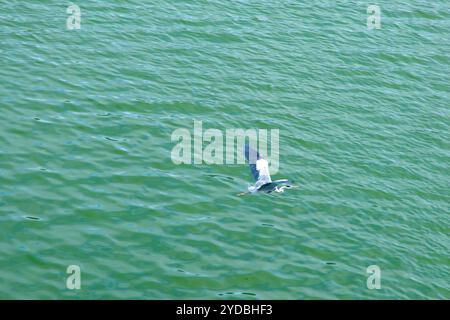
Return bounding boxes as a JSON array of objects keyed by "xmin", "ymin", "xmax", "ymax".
[{"xmin": 244, "ymin": 142, "xmax": 259, "ymax": 163}]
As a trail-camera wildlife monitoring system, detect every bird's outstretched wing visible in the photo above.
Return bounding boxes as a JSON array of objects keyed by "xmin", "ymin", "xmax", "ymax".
[{"xmin": 244, "ymin": 143, "xmax": 272, "ymax": 185}]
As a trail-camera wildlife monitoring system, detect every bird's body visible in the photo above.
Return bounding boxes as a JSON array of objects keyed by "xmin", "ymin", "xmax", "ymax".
[
  {"xmin": 256, "ymin": 179, "xmax": 293, "ymax": 193},
  {"xmin": 239, "ymin": 144, "xmax": 295, "ymax": 195}
]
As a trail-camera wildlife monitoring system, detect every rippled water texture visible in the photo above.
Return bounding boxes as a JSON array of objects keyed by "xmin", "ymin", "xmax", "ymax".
[{"xmin": 0, "ymin": 1, "xmax": 449, "ymax": 299}]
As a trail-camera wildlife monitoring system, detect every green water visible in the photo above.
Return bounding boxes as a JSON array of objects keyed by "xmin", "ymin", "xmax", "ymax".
[{"xmin": 1, "ymin": 1, "xmax": 449, "ymax": 299}]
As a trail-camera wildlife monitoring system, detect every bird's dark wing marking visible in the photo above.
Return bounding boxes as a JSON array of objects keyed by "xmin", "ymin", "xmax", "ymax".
[{"xmin": 244, "ymin": 143, "xmax": 260, "ymax": 181}]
